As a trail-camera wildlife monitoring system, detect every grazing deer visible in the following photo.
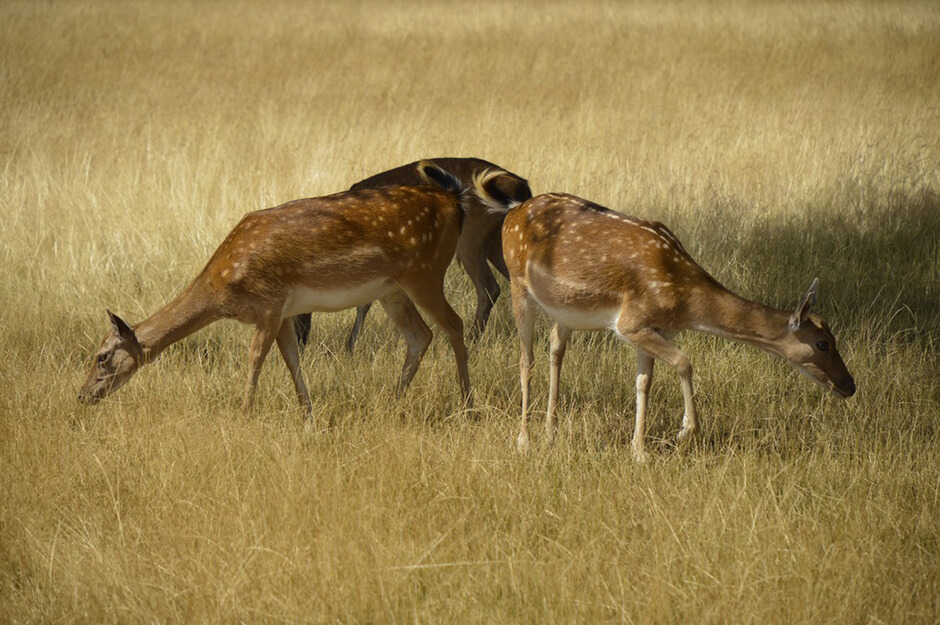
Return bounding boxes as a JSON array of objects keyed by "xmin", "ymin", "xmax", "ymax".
[
  {"xmin": 293, "ymin": 158, "xmax": 532, "ymax": 352},
  {"xmin": 79, "ymin": 163, "xmax": 477, "ymax": 420},
  {"xmin": 503, "ymin": 193, "xmax": 856, "ymax": 461}
]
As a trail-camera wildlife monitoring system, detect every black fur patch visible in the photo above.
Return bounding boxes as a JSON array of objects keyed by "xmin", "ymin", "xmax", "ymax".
[{"xmin": 421, "ymin": 164, "xmax": 461, "ymax": 194}]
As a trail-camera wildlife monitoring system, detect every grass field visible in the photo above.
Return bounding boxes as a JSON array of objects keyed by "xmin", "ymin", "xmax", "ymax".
[{"xmin": 2, "ymin": 1, "xmax": 939, "ymax": 622}]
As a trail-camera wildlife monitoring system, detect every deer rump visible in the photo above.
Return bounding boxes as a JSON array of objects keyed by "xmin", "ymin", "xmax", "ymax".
[{"xmin": 292, "ymin": 157, "xmax": 532, "ymax": 351}]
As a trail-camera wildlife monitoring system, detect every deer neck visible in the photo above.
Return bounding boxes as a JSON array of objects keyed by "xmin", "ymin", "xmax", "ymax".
[
  {"xmin": 690, "ymin": 285, "xmax": 792, "ymax": 358},
  {"xmin": 134, "ymin": 279, "xmax": 222, "ymax": 363}
]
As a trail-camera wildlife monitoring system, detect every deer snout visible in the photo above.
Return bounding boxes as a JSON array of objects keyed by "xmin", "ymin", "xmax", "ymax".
[
  {"xmin": 77, "ymin": 388, "xmax": 102, "ymax": 405},
  {"xmin": 832, "ymin": 375, "xmax": 856, "ymax": 399},
  {"xmin": 843, "ymin": 377, "xmax": 855, "ymax": 399}
]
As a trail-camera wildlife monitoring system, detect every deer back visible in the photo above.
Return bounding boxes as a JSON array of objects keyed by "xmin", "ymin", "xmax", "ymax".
[
  {"xmin": 503, "ymin": 193, "xmax": 720, "ymax": 331},
  {"xmin": 200, "ymin": 186, "xmax": 463, "ymax": 312}
]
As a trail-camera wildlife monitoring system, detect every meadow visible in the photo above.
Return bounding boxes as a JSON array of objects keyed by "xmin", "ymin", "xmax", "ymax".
[{"xmin": 1, "ymin": 0, "xmax": 939, "ymax": 622}]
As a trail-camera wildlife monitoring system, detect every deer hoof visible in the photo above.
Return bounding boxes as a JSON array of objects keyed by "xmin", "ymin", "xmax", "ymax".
[{"xmin": 677, "ymin": 425, "xmax": 697, "ymax": 443}]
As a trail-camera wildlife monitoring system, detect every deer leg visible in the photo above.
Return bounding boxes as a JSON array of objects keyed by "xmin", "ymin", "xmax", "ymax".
[
  {"xmin": 545, "ymin": 323, "xmax": 572, "ymax": 445},
  {"xmin": 485, "ymin": 228, "xmax": 510, "ymax": 280},
  {"xmin": 401, "ymin": 283, "xmax": 472, "ymax": 407},
  {"xmin": 619, "ymin": 327, "xmax": 697, "ymax": 447},
  {"xmin": 345, "ymin": 303, "xmax": 372, "ymax": 354},
  {"xmin": 632, "ymin": 351, "xmax": 655, "ymax": 463},
  {"xmin": 457, "ymin": 242, "xmax": 500, "ymax": 343},
  {"xmin": 292, "ymin": 313, "xmax": 312, "ymax": 350},
  {"xmin": 243, "ymin": 315, "xmax": 281, "ymax": 414},
  {"xmin": 275, "ymin": 319, "xmax": 313, "ymax": 418},
  {"xmin": 511, "ymin": 282, "xmax": 537, "ymax": 452},
  {"xmin": 377, "ymin": 291, "xmax": 432, "ymax": 395}
]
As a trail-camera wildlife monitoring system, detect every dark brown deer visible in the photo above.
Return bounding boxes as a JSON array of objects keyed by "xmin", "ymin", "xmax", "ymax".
[
  {"xmin": 503, "ymin": 193, "xmax": 856, "ymax": 461},
  {"xmin": 293, "ymin": 158, "xmax": 532, "ymax": 352},
  {"xmin": 79, "ymin": 163, "xmax": 479, "ymax": 423}
]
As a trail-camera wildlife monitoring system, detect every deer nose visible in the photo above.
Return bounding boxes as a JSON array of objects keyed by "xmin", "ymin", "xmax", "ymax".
[
  {"xmin": 77, "ymin": 389, "xmax": 100, "ymax": 405},
  {"xmin": 845, "ymin": 377, "xmax": 856, "ymax": 397},
  {"xmin": 837, "ymin": 376, "xmax": 856, "ymax": 399}
]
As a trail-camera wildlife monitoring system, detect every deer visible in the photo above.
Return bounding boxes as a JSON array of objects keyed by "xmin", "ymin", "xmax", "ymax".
[
  {"xmin": 292, "ymin": 158, "xmax": 532, "ymax": 353},
  {"xmin": 78, "ymin": 162, "xmax": 481, "ymax": 422},
  {"xmin": 502, "ymin": 193, "xmax": 856, "ymax": 462}
]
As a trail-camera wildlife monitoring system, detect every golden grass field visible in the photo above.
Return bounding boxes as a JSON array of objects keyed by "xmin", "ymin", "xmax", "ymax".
[{"xmin": 2, "ymin": 0, "xmax": 939, "ymax": 622}]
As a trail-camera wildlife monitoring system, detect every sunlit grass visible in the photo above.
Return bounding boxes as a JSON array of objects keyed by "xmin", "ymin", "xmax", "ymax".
[{"xmin": 1, "ymin": 1, "xmax": 938, "ymax": 623}]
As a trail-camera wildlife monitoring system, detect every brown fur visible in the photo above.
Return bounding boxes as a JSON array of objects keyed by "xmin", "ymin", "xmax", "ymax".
[
  {"xmin": 503, "ymin": 193, "xmax": 855, "ymax": 461},
  {"xmin": 79, "ymin": 182, "xmax": 473, "ymax": 420},
  {"xmin": 294, "ymin": 157, "xmax": 532, "ymax": 351}
]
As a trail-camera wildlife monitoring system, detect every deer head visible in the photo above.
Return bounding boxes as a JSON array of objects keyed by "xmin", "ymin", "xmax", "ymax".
[
  {"xmin": 784, "ymin": 279, "xmax": 856, "ymax": 398},
  {"xmin": 78, "ymin": 310, "xmax": 146, "ymax": 404}
]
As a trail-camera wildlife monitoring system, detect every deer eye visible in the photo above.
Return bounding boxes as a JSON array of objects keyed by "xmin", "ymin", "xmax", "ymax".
[{"xmin": 815, "ymin": 341, "xmax": 829, "ymax": 352}]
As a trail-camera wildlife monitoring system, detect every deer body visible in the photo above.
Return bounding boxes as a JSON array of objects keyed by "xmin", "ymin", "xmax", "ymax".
[
  {"xmin": 80, "ymin": 176, "xmax": 473, "ymax": 418},
  {"xmin": 294, "ymin": 158, "xmax": 532, "ymax": 351},
  {"xmin": 503, "ymin": 193, "xmax": 856, "ymax": 461}
]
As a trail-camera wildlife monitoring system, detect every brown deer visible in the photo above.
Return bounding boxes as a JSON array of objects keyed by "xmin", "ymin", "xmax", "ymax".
[
  {"xmin": 78, "ymin": 163, "xmax": 479, "ymax": 421},
  {"xmin": 502, "ymin": 193, "xmax": 856, "ymax": 461},
  {"xmin": 293, "ymin": 158, "xmax": 532, "ymax": 352}
]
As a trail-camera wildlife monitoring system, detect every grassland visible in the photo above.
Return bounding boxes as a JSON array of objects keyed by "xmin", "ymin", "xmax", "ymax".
[{"xmin": 1, "ymin": 1, "xmax": 939, "ymax": 622}]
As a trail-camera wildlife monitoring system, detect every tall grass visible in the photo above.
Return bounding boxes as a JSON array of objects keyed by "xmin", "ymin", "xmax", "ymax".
[{"xmin": 1, "ymin": 1, "xmax": 938, "ymax": 622}]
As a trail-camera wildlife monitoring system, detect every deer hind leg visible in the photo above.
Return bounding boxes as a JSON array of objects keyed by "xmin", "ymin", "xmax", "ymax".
[
  {"xmin": 511, "ymin": 281, "xmax": 537, "ymax": 452},
  {"xmin": 275, "ymin": 319, "xmax": 313, "ymax": 419},
  {"xmin": 293, "ymin": 313, "xmax": 312, "ymax": 350},
  {"xmin": 457, "ymin": 242, "xmax": 501, "ymax": 343},
  {"xmin": 618, "ymin": 327, "xmax": 698, "ymax": 448},
  {"xmin": 545, "ymin": 323, "xmax": 572, "ymax": 445},
  {"xmin": 632, "ymin": 351, "xmax": 655, "ymax": 463},
  {"xmin": 345, "ymin": 303, "xmax": 372, "ymax": 354},
  {"xmin": 399, "ymin": 279, "xmax": 472, "ymax": 406},
  {"xmin": 377, "ymin": 291, "xmax": 432, "ymax": 395},
  {"xmin": 243, "ymin": 313, "xmax": 282, "ymax": 414},
  {"xmin": 485, "ymin": 228, "xmax": 509, "ymax": 280}
]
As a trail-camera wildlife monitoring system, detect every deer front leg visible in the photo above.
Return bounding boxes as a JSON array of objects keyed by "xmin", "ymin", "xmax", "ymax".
[
  {"xmin": 545, "ymin": 323, "xmax": 572, "ymax": 445},
  {"xmin": 676, "ymin": 365, "xmax": 698, "ymax": 442},
  {"xmin": 275, "ymin": 318, "xmax": 313, "ymax": 419},
  {"xmin": 243, "ymin": 315, "xmax": 281, "ymax": 414},
  {"xmin": 632, "ymin": 351, "xmax": 655, "ymax": 463},
  {"xmin": 619, "ymin": 326, "xmax": 698, "ymax": 450}
]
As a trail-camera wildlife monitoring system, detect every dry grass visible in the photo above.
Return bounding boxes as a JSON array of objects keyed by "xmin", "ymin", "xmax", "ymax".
[{"xmin": 2, "ymin": 1, "xmax": 939, "ymax": 622}]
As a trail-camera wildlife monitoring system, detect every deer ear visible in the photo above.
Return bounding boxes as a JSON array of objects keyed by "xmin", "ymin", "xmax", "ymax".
[
  {"xmin": 107, "ymin": 309, "xmax": 135, "ymax": 340},
  {"xmin": 789, "ymin": 278, "xmax": 819, "ymax": 330}
]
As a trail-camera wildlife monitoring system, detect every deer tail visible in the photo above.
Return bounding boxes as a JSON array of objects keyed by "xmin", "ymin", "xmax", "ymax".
[
  {"xmin": 416, "ymin": 160, "xmax": 471, "ymax": 229},
  {"xmin": 471, "ymin": 167, "xmax": 532, "ymax": 214}
]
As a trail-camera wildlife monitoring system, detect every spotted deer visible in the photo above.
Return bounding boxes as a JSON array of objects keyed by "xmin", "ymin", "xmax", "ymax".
[
  {"xmin": 293, "ymin": 158, "xmax": 532, "ymax": 352},
  {"xmin": 79, "ymin": 163, "xmax": 478, "ymax": 421},
  {"xmin": 502, "ymin": 193, "xmax": 856, "ymax": 461}
]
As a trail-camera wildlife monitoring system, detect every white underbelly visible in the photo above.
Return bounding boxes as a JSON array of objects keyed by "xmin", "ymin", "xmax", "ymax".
[
  {"xmin": 281, "ymin": 279, "xmax": 398, "ymax": 316},
  {"xmin": 533, "ymin": 297, "xmax": 620, "ymax": 331}
]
